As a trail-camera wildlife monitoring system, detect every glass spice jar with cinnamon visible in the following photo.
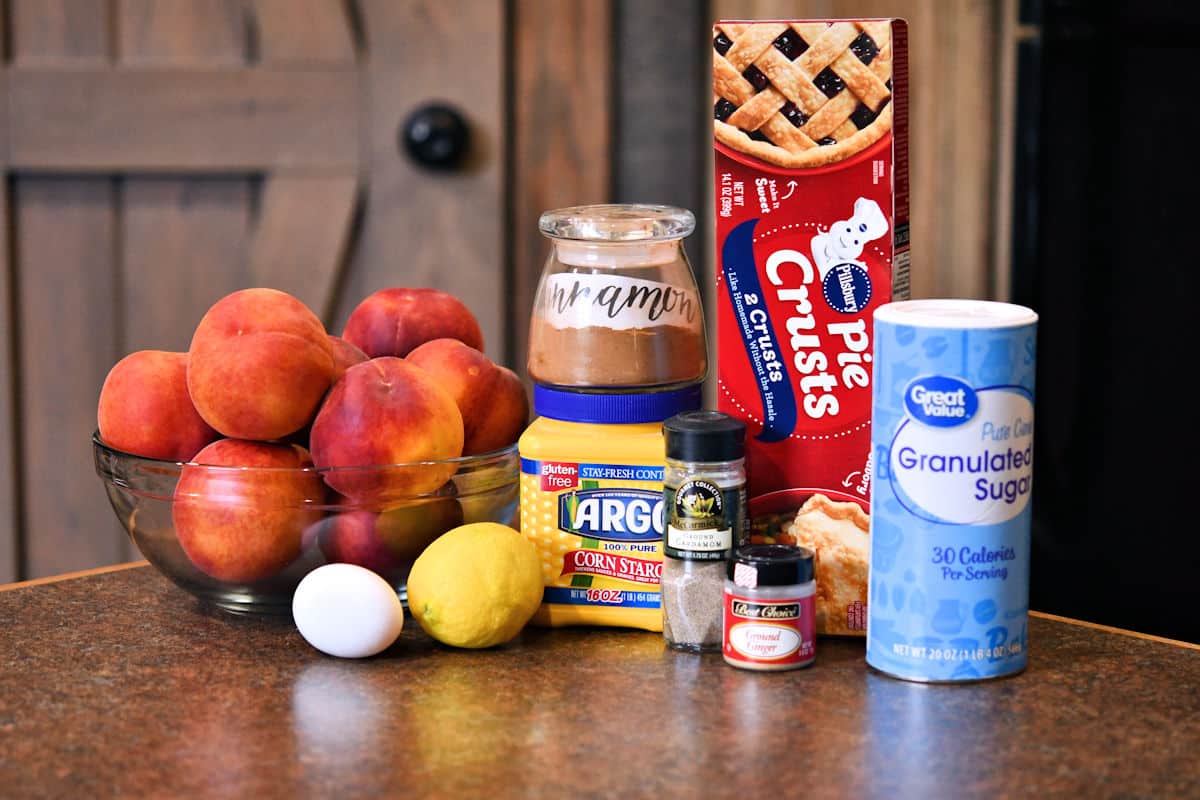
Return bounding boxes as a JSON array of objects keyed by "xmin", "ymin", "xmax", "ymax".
[{"xmin": 528, "ymin": 205, "xmax": 707, "ymax": 390}]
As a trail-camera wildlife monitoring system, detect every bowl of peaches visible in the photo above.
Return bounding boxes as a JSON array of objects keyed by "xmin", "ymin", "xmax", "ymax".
[{"xmin": 93, "ymin": 287, "xmax": 527, "ymax": 615}]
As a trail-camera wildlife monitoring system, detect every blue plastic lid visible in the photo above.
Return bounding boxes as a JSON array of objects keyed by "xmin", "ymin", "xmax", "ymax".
[{"xmin": 534, "ymin": 384, "xmax": 703, "ymax": 424}]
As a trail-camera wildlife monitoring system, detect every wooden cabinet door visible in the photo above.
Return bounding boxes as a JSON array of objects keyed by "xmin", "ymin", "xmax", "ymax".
[{"xmin": 0, "ymin": 0, "xmax": 505, "ymax": 579}]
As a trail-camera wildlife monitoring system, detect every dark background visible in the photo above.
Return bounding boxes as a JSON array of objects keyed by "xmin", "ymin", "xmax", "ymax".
[{"xmin": 1013, "ymin": 0, "xmax": 1199, "ymax": 642}]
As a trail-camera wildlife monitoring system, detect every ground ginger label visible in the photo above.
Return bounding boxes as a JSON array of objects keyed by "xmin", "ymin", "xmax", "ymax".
[{"xmin": 520, "ymin": 457, "xmax": 665, "ymax": 630}]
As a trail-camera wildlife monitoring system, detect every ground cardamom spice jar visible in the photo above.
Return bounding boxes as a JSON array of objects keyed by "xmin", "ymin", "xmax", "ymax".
[{"xmin": 661, "ymin": 411, "xmax": 747, "ymax": 652}]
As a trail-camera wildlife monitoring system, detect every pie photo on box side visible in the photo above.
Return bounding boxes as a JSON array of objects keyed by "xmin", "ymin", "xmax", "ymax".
[
  {"xmin": 750, "ymin": 490, "xmax": 870, "ymax": 636},
  {"xmin": 713, "ymin": 20, "xmax": 893, "ymax": 169}
]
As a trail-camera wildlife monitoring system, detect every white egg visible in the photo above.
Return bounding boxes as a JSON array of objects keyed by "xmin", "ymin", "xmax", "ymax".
[{"xmin": 292, "ymin": 564, "xmax": 404, "ymax": 658}]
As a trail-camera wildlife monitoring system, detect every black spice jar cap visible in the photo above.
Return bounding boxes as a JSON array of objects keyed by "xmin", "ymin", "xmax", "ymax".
[
  {"xmin": 728, "ymin": 544, "xmax": 815, "ymax": 586},
  {"xmin": 663, "ymin": 410, "xmax": 746, "ymax": 462}
]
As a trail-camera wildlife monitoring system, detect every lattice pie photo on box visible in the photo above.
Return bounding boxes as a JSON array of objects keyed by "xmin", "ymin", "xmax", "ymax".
[{"xmin": 714, "ymin": 20, "xmax": 893, "ymax": 168}]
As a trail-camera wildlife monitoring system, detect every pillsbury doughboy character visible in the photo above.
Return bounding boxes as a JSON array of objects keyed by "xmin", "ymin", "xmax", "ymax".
[{"xmin": 810, "ymin": 197, "xmax": 889, "ymax": 280}]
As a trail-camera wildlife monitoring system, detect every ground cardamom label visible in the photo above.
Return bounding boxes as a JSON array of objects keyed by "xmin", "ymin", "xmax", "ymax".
[{"xmin": 664, "ymin": 479, "xmax": 745, "ymax": 561}]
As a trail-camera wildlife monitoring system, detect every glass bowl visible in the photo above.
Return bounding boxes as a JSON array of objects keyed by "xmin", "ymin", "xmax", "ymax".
[{"xmin": 93, "ymin": 432, "xmax": 519, "ymax": 615}]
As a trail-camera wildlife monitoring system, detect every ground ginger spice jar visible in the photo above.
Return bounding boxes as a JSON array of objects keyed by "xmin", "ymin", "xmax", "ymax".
[
  {"xmin": 723, "ymin": 545, "xmax": 817, "ymax": 671},
  {"xmin": 528, "ymin": 205, "xmax": 706, "ymax": 390},
  {"xmin": 519, "ymin": 385, "xmax": 701, "ymax": 631}
]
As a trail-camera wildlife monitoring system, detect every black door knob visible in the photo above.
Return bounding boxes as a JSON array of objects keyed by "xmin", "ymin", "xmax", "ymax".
[{"xmin": 401, "ymin": 104, "xmax": 470, "ymax": 170}]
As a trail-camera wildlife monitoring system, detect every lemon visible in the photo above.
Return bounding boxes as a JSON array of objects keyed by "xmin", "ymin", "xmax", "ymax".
[{"xmin": 406, "ymin": 522, "xmax": 543, "ymax": 648}]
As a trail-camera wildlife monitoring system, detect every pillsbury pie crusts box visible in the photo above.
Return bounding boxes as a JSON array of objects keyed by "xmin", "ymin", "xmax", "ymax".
[{"xmin": 713, "ymin": 19, "xmax": 909, "ymax": 635}]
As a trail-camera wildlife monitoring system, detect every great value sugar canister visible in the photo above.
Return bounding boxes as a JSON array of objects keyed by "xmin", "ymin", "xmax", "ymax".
[{"xmin": 867, "ymin": 299, "xmax": 1038, "ymax": 682}]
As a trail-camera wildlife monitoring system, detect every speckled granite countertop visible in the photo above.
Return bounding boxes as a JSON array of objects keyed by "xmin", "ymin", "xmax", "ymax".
[{"xmin": 0, "ymin": 564, "xmax": 1196, "ymax": 798}]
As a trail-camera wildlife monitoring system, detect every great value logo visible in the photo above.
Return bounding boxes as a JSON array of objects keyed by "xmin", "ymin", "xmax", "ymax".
[
  {"xmin": 559, "ymin": 489, "xmax": 665, "ymax": 541},
  {"xmin": 904, "ymin": 375, "xmax": 978, "ymax": 427}
]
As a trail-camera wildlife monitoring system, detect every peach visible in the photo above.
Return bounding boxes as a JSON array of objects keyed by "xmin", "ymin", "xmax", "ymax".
[
  {"xmin": 319, "ymin": 497, "xmax": 462, "ymax": 573},
  {"xmin": 342, "ymin": 288, "xmax": 484, "ymax": 358},
  {"xmin": 187, "ymin": 288, "xmax": 335, "ymax": 441},
  {"xmin": 173, "ymin": 440, "xmax": 325, "ymax": 583},
  {"xmin": 98, "ymin": 350, "xmax": 217, "ymax": 461},
  {"xmin": 328, "ymin": 335, "xmax": 368, "ymax": 381},
  {"xmin": 406, "ymin": 339, "xmax": 529, "ymax": 455},
  {"xmin": 374, "ymin": 497, "xmax": 464, "ymax": 560},
  {"xmin": 309, "ymin": 357, "xmax": 464, "ymax": 501},
  {"xmin": 466, "ymin": 365, "xmax": 528, "ymax": 455},
  {"xmin": 280, "ymin": 337, "xmax": 366, "ymax": 450},
  {"xmin": 318, "ymin": 511, "xmax": 404, "ymax": 573}
]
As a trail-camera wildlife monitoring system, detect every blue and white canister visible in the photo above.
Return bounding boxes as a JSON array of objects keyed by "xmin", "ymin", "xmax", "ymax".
[{"xmin": 867, "ymin": 299, "xmax": 1038, "ymax": 682}]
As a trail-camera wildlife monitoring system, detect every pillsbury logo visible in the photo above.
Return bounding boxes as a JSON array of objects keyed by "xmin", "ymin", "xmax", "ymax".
[
  {"xmin": 904, "ymin": 376, "xmax": 978, "ymax": 428},
  {"xmin": 821, "ymin": 262, "xmax": 873, "ymax": 314}
]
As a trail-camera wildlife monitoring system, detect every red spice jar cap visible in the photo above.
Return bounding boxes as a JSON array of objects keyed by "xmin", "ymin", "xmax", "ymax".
[{"xmin": 729, "ymin": 544, "xmax": 814, "ymax": 587}]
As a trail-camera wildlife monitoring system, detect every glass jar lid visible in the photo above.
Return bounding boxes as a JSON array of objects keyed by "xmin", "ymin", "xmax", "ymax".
[
  {"xmin": 534, "ymin": 384, "xmax": 703, "ymax": 424},
  {"xmin": 538, "ymin": 204, "xmax": 696, "ymax": 243}
]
